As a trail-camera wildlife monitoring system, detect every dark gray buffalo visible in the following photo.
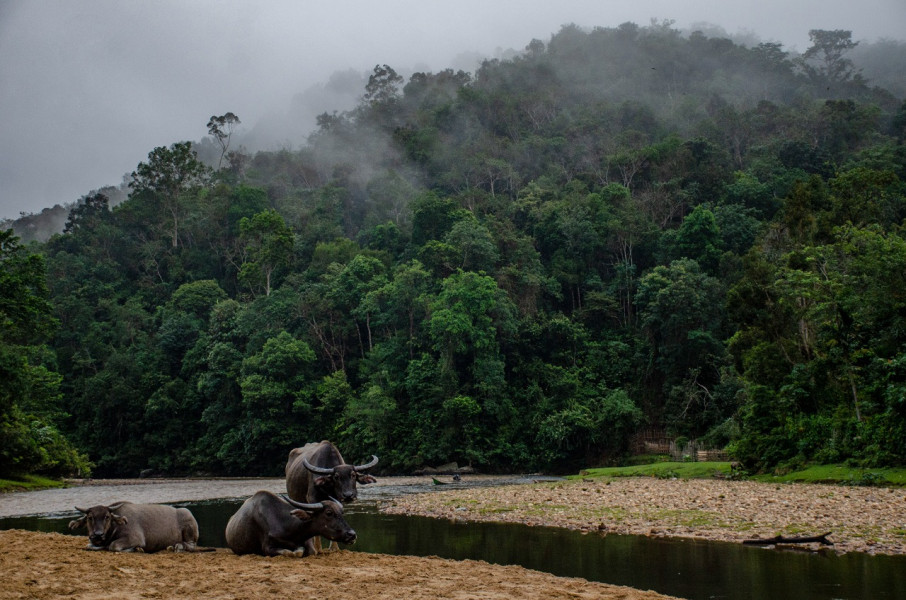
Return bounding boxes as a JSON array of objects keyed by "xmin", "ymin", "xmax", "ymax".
[
  {"xmin": 68, "ymin": 502, "xmax": 203, "ymax": 553},
  {"xmin": 285, "ymin": 440, "xmax": 379, "ymax": 505},
  {"xmin": 224, "ymin": 491, "xmax": 356, "ymax": 557}
]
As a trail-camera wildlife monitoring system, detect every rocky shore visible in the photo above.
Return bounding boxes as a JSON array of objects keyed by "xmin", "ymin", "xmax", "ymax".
[{"xmin": 384, "ymin": 476, "xmax": 906, "ymax": 555}]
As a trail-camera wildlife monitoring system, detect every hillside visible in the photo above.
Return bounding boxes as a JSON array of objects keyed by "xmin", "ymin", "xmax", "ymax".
[{"xmin": 2, "ymin": 22, "xmax": 905, "ymax": 479}]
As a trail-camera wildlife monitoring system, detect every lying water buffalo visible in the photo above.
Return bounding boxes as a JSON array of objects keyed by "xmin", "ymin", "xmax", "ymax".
[
  {"xmin": 224, "ymin": 491, "xmax": 356, "ymax": 557},
  {"xmin": 68, "ymin": 502, "xmax": 203, "ymax": 553},
  {"xmin": 285, "ymin": 440, "xmax": 379, "ymax": 505}
]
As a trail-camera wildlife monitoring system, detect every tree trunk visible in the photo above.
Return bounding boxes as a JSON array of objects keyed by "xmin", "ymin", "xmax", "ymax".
[{"xmin": 743, "ymin": 532, "xmax": 833, "ymax": 546}]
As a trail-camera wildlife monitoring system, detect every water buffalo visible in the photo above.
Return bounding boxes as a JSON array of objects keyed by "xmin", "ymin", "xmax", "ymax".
[
  {"xmin": 285, "ymin": 441, "xmax": 378, "ymax": 553},
  {"xmin": 224, "ymin": 491, "xmax": 356, "ymax": 557},
  {"xmin": 285, "ymin": 440, "xmax": 379, "ymax": 505},
  {"xmin": 68, "ymin": 502, "xmax": 203, "ymax": 553}
]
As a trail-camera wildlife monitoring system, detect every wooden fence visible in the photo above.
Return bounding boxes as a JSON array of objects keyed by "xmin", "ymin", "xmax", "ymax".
[{"xmin": 630, "ymin": 428, "xmax": 728, "ymax": 462}]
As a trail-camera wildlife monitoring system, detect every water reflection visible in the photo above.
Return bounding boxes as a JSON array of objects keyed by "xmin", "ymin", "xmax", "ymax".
[{"xmin": 2, "ymin": 499, "xmax": 904, "ymax": 600}]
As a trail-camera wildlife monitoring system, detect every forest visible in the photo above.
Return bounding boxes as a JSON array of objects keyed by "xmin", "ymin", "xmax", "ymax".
[{"xmin": 2, "ymin": 22, "xmax": 905, "ymax": 478}]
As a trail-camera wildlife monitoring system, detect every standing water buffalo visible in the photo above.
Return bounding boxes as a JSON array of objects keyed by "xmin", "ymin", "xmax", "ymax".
[
  {"xmin": 68, "ymin": 502, "xmax": 204, "ymax": 553},
  {"xmin": 285, "ymin": 440, "xmax": 379, "ymax": 505},
  {"xmin": 285, "ymin": 440, "xmax": 378, "ymax": 553},
  {"xmin": 224, "ymin": 491, "xmax": 356, "ymax": 557}
]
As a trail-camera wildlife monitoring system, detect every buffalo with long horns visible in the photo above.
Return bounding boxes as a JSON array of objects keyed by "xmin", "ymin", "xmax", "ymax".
[
  {"xmin": 285, "ymin": 440, "xmax": 377, "ymax": 554},
  {"xmin": 225, "ymin": 491, "xmax": 356, "ymax": 557}
]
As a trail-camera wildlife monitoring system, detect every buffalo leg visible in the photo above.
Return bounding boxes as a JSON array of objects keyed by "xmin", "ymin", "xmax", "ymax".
[
  {"xmin": 264, "ymin": 536, "xmax": 301, "ymax": 558},
  {"xmin": 302, "ymin": 538, "xmax": 318, "ymax": 556}
]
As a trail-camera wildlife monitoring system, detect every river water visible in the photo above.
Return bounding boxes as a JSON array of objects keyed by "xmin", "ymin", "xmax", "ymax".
[{"xmin": 1, "ymin": 477, "xmax": 904, "ymax": 600}]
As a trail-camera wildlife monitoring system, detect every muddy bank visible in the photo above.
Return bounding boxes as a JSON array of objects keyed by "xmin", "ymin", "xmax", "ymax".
[
  {"xmin": 384, "ymin": 477, "xmax": 906, "ymax": 555},
  {"xmin": 0, "ymin": 529, "xmax": 680, "ymax": 600}
]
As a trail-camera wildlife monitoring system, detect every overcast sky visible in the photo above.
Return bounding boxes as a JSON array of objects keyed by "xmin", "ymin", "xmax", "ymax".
[{"xmin": 1, "ymin": 0, "xmax": 904, "ymax": 221}]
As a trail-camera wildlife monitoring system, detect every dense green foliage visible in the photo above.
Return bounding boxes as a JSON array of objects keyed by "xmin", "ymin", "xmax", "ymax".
[
  {"xmin": 0, "ymin": 230, "xmax": 91, "ymax": 477},
  {"xmin": 4, "ymin": 23, "xmax": 905, "ymax": 477}
]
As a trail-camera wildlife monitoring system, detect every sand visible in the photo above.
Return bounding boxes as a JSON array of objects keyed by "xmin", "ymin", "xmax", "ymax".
[{"xmin": 0, "ymin": 529, "xmax": 678, "ymax": 600}]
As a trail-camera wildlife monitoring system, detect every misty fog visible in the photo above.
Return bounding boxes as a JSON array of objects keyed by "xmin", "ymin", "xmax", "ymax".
[{"xmin": 1, "ymin": 0, "xmax": 904, "ymax": 221}]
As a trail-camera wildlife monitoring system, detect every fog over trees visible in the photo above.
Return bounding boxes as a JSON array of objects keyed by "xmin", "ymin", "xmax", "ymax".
[{"xmin": 3, "ymin": 1, "xmax": 905, "ymax": 222}]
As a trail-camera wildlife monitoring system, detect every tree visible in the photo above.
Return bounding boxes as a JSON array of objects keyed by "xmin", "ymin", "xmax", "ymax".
[
  {"xmin": 0, "ymin": 230, "xmax": 56, "ymax": 346},
  {"xmin": 207, "ymin": 112, "xmax": 241, "ymax": 170},
  {"xmin": 800, "ymin": 29, "xmax": 859, "ymax": 84},
  {"xmin": 635, "ymin": 258, "xmax": 727, "ymax": 431},
  {"xmin": 327, "ymin": 254, "xmax": 388, "ymax": 356},
  {"xmin": 443, "ymin": 217, "xmax": 500, "ymax": 272},
  {"xmin": 364, "ymin": 64, "xmax": 404, "ymax": 106},
  {"xmin": 362, "ymin": 64, "xmax": 404, "ymax": 127},
  {"xmin": 672, "ymin": 205, "xmax": 723, "ymax": 273},
  {"xmin": 63, "ymin": 192, "xmax": 110, "ymax": 235},
  {"xmin": 130, "ymin": 142, "xmax": 210, "ymax": 248},
  {"xmin": 236, "ymin": 331, "xmax": 317, "ymax": 472},
  {"xmin": 238, "ymin": 210, "xmax": 294, "ymax": 297},
  {"xmin": 360, "ymin": 260, "xmax": 432, "ymax": 358}
]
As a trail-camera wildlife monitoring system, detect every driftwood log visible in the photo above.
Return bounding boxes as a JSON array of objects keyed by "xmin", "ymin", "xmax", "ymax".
[{"xmin": 743, "ymin": 532, "xmax": 834, "ymax": 546}]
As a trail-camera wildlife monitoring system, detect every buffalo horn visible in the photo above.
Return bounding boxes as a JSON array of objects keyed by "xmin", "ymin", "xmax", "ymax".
[
  {"xmin": 281, "ymin": 495, "xmax": 324, "ymax": 511},
  {"xmin": 354, "ymin": 455, "xmax": 379, "ymax": 471},
  {"xmin": 302, "ymin": 457, "xmax": 336, "ymax": 475}
]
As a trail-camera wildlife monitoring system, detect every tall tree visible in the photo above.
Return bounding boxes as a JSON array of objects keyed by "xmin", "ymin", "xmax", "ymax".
[
  {"xmin": 207, "ymin": 112, "xmax": 241, "ymax": 170},
  {"xmin": 130, "ymin": 142, "xmax": 210, "ymax": 248},
  {"xmin": 364, "ymin": 64, "xmax": 404, "ymax": 106},
  {"xmin": 800, "ymin": 29, "xmax": 859, "ymax": 84},
  {"xmin": 238, "ymin": 210, "xmax": 294, "ymax": 297}
]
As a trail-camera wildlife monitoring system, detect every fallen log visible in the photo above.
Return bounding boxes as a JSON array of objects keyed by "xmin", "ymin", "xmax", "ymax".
[{"xmin": 743, "ymin": 532, "xmax": 834, "ymax": 546}]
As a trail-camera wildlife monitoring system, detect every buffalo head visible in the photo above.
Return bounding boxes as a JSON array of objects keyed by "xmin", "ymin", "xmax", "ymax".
[
  {"xmin": 69, "ymin": 503, "xmax": 128, "ymax": 548},
  {"xmin": 302, "ymin": 455, "xmax": 378, "ymax": 503},
  {"xmin": 282, "ymin": 496, "xmax": 357, "ymax": 545}
]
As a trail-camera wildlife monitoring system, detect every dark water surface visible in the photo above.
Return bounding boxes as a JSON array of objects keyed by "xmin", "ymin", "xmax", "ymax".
[{"xmin": 2, "ymin": 499, "xmax": 904, "ymax": 600}]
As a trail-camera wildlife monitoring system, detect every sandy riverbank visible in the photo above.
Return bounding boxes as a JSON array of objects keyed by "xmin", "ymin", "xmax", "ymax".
[{"xmin": 0, "ymin": 529, "xmax": 679, "ymax": 600}]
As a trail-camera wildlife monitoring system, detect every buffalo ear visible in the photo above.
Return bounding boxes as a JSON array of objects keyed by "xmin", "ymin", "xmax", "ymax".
[
  {"xmin": 113, "ymin": 515, "xmax": 128, "ymax": 526},
  {"xmin": 68, "ymin": 516, "xmax": 87, "ymax": 530},
  {"xmin": 356, "ymin": 474, "xmax": 377, "ymax": 485},
  {"xmin": 313, "ymin": 475, "xmax": 332, "ymax": 488},
  {"xmin": 290, "ymin": 509, "xmax": 313, "ymax": 522}
]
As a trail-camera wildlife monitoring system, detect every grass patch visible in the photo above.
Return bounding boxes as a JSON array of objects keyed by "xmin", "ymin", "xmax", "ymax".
[
  {"xmin": 623, "ymin": 454, "xmax": 672, "ymax": 466},
  {"xmin": 480, "ymin": 506, "xmax": 519, "ymax": 514},
  {"xmin": 592, "ymin": 506, "xmax": 628, "ymax": 521},
  {"xmin": 750, "ymin": 465, "xmax": 906, "ymax": 487},
  {"xmin": 0, "ymin": 475, "xmax": 67, "ymax": 493},
  {"xmin": 649, "ymin": 509, "xmax": 720, "ymax": 528},
  {"xmin": 573, "ymin": 462, "xmax": 906, "ymax": 487},
  {"xmin": 574, "ymin": 461, "xmax": 734, "ymax": 480}
]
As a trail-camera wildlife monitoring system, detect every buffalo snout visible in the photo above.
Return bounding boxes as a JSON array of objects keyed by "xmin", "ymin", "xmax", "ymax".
[{"xmin": 341, "ymin": 529, "xmax": 357, "ymax": 545}]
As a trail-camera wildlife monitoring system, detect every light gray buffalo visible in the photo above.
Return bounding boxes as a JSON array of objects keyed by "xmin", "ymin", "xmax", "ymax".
[
  {"xmin": 68, "ymin": 502, "xmax": 205, "ymax": 553},
  {"xmin": 224, "ymin": 490, "xmax": 356, "ymax": 557}
]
